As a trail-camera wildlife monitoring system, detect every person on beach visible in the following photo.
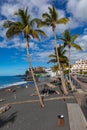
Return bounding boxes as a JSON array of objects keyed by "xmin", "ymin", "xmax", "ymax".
[{"xmin": 12, "ymin": 89, "xmax": 16, "ymax": 99}]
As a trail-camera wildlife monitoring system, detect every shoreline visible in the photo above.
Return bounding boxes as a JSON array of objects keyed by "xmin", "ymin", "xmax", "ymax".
[
  {"xmin": 0, "ymin": 75, "xmax": 25, "ymax": 89},
  {"xmin": 0, "ymin": 81, "xmax": 35, "ymax": 90}
]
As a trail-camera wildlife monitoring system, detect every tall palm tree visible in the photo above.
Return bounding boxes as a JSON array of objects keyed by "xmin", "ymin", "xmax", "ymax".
[
  {"xmin": 3, "ymin": 7, "xmax": 46, "ymax": 107},
  {"xmin": 59, "ymin": 29, "xmax": 82, "ymax": 90},
  {"xmin": 48, "ymin": 45, "xmax": 69, "ymax": 92},
  {"xmin": 35, "ymin": 6, "xmax": 69, "ymax": 95}
]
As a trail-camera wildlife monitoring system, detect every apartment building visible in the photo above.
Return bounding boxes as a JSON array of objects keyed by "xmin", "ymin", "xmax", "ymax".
[{"xmin": 71, "ymin": 59, "xmax": 87, "ymax": 73}]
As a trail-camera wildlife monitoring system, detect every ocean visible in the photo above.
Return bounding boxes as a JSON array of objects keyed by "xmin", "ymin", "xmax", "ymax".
[
  {"xmin": 0, "ymin": 75, "xmax": 50, "ymax": 89},
  {"xmin": 0, "ymin": 76, "xmax": 27, "ymax": 89}
]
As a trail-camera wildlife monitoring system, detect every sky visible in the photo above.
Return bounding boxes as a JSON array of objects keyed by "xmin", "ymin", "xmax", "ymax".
[{"xmin": 0, "ymin": 0, "xmax": 87, "ymax": 76}]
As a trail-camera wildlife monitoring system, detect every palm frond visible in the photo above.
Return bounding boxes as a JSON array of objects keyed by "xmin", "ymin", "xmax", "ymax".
[
  {"xmin": 71, "ymin": 34, "xmax": 79, "ymax": 42},
  {"xmin": 62, "ymin": 49, "xmax": 67, "ymax": 55},
  {"xmin": 48, "ymin": 6, "xmax": 53, "ymax": 15},
  {"xmin": 71, "ymin": 43, "xmax": 82, "ymax": 50},
  {"xmin": 57, "ymin": 18, "xmax": 69, "ymax": 24},
  {"xmin": 47, "ymin": 59, "xmax": 57, "ymax": 63},
  {"xmin": 48, "ymin": 54, "xmax": 56, "ymax": 58},
  {"xmin": 29, "ymin": 29, "xmax": 40, "ymax": 40},
  {"xmin": 3, "ymin": 20, "xmax": 16, "ymax": 28},
  {"xmin": 64, "ymin": 29, "xmax": 70, "ymax": 38},
  {"xmin": 42, "ymin": 13, "xmax": 51, "ymax": 20},
  {"xmin": 6, "ymin": 25, "xmax": 21, "ymax": 39},
  {"xmin": 52, "ymin": 6, "xmax": 58, "ymax": 21},
  {"xmin": 31, "ymin": 18, "xmax": 44, "ymax": 28},
  {"xmin": 35, "ymin": 29, "xmax": 47, "ymax": 37},
  {"xmin": 58, "ymin": 37, "xmax": 66, "ymax": 41},
  {"xmin": 14, "ymin": 8, "xmax": 30, "ymax": 26},
  {"xmin": 3, "ymin": 20, "xmax": 23, "ymax": 39}
]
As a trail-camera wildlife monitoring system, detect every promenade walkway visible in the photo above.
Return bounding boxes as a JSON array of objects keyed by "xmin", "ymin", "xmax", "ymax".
[
  {"xmin": 0, "ymin": 96, "xmax": 70, "ymax": 130},
  {"xmin": 0, "ymin": 95, "xmax": 74, "ymax": 106},
  {"xmin": 67, "ymin": 103, "xmax": 87, "ymax": 130},
  {"xmin": 73, "ymin": 89, "xmax": 87, "ymax": 106},
  {"xmin": 71, "ymin": 75, "xmax": 87, "ymax": 91}
]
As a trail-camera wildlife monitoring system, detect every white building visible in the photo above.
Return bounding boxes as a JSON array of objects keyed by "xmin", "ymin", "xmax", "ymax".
[
  {"xmin": 71, "ymin": 59, "xmax": 87, "ymax": 74},
  {"xmin": 45, "ymin": 68, "xmax": 56, "ymax": 77}
]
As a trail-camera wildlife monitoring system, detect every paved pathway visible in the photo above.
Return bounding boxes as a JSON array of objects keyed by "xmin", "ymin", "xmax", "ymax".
[
  {"xmin": 73, "ymin": 89, "xmax": 87, "ymax": 106},
  {"xmin": 67, "ymin": 103, "xmax": 87, "ymax": 130},
  {"xmin": 0, "ymin": 95, "xmax": 74, "ymax": 106},
  {"xmin": 0, "ymin": 99, "xmax": 70, "ymax": 130},
  {"xmin": 71, "ymin": 76, "xmax": 87, "ymax": 91}
]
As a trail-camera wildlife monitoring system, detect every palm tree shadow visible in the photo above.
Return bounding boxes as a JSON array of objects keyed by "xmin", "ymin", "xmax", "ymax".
[{"xmin": 0, "ymin": 111, "xmax": 18, "ymax": 128}]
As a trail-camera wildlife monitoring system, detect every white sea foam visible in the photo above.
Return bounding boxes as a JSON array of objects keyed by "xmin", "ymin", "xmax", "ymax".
[{"xmin": 0, "ymin": 81, "xmax": 28, "ymax": 89}]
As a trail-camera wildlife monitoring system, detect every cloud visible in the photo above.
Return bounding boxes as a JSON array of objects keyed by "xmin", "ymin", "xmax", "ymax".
[
  {"xmin": 31, "ymin": 50, "xmax": 53, "ymax": 62},
  {"xmin": 1, "ymin": 3, "xmax": 20, "ymax": 19},
  {"xmin": 67, "ymin": 0, "xmax": 87, "ymax": 22},
  {"xmin": 0, "ymin": 41, "xmax": 7, "ymax": 48},
  {"xmin": 29, "ymin": 42, "xmax": 39, "ymax": 50},
  {"xmin": 0, "ymin": 37, "xmax": 25, "ymax": 49},
  {"xmin": 1, "ymin": 0, "xmax": 51, "ymax": 19},
  {"xmin": 66, "ymin": 17, "xmax": 79, "ymax": 29},
  {"xmin": 0, "ymin": 19, "xmax": 7, "ymax": 38},
  {"xmin": 0, "ymin": 0, "xmax": 70, "ymax": 37},
  {"xmin": 70, "ymin": 51, "xmax": 87, "ymax": 63},
  {"xmin": 65, "ymin": 46, "xmax": 87, "ymax": 64},
  {"xmin": 76, "ymin": 35, "xmax": 87, "ymax": 51},
  {"xmin": 84, "ymin": 28, "xmax": 87, "ymax": 34}
]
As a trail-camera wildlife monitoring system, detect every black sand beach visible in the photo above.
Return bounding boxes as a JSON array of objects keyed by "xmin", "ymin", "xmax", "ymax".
[{"xmin": 0, "ymin": 84, "xmax": 77, "ymax": 130}]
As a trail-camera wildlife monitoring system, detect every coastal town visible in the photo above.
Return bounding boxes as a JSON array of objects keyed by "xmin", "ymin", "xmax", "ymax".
[
  {"xmin": 0, "ymin": 0, "xmax": 87, "ymax": 130},
  {"xmin": 0, "ymin": 58, "xmax": 87, "ymax": 130}
]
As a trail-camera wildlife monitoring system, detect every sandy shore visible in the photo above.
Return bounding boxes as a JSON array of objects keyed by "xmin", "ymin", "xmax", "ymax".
[{"xmin": 0, "ymin": 83, "xmax": 76, "ymax": 130}]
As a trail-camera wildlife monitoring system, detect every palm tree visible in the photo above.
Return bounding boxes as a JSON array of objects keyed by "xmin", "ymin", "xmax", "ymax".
[
  {"xmin": 3, "ymin": 7, "xmax": 46, "ymax": 107},
  {"xmin": 48, "ymin": 45, "xmax": 69, "ymax": 92},
  {"xmin": 48, "ymin": 45, "xmax": 69, "ymax": 68},
  {"xmin": 36, "ymin": 6, "xmax": 69, "ymax": 95},
  {"xmin": 59, "ymin": 29, "xmax": 82, "ymax": 90}
]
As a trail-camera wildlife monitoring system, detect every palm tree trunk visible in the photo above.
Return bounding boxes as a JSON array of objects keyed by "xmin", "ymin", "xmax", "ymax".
[
  {"xmin": 26, "ymin": 38, "xmax": 44, "ymax": 107},
  {"xmin": 68, "ymin": 47, "xmax": 70, "ymax": 81},
  {"xmin": 54, "ymin": 28, "xmax": 68, "ymax": 95},
  {"xmin": 68, "ymin": 47, "xmax": 74, "ymax": 91}
]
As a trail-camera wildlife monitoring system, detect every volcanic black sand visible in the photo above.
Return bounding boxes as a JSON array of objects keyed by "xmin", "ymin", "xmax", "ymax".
[{"xmin": 0, "ymin": 84, "xmax": 76, "ymax": 130}]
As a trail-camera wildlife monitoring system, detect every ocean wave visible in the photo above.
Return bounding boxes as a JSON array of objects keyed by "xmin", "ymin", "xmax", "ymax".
[{"xmin": 0, "ymin": 81, "xmax": 28, "ymax": 89}]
